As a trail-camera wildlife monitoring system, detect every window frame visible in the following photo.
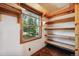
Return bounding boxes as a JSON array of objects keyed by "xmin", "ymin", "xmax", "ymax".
[
  {"xmin": 17, "ymin": 3, "xmax": 43, "ymax": 43},
  {"xmin": 20, "ymin": 13, "xmax": 42, "ymax": 43},
  {"xmin": 21, "ymin": 13, "xmax": 41, "ymax": 43}
]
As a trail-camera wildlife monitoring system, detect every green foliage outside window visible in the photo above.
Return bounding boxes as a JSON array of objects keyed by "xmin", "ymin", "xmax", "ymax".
[{"xmin": 22, "ymin": 14, "xmax": 40, "ymax": 39}]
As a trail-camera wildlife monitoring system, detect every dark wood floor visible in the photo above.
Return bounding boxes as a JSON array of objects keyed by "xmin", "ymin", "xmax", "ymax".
[{"xmin": 32, "ymin": 44, "xmax": 75, "ymax": 56}]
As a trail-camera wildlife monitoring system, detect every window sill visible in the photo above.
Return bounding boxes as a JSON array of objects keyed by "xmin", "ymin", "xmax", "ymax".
[{"xmin": 20, "ymin": 36, "xmax": 41, "ymax": 44}]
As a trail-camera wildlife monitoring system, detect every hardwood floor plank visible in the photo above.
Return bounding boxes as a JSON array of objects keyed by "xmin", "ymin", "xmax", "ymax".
[{"xmin": 32, "ymin": 44, "xmax": 75, "ymax": 56}]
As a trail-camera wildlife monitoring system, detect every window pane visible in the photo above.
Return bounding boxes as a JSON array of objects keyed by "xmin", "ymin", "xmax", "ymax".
[{"xmin": 22, "ymin": 13, "xmax": 40, "ymax": 41}]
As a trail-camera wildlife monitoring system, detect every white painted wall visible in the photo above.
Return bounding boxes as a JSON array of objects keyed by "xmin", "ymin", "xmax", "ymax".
[
  {"xmin": 21, "ymin": 26, "xmax": 46, "ymax": 56},
  {"xmin": 21, "ymin": 37, "xmax": 46, "ymax": 56},
  {"xmin": 0, "ymin": 14, "xmax": 46, "ymax": 56},
  {"xmin": 0, "ymin": 14, "xmax": 23, "ymax": 56}
]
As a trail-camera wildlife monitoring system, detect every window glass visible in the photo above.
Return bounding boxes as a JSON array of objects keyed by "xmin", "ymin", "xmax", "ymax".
[{"xmin": 22, "ymin": 12, "xmax": 41, "ymax": 41}]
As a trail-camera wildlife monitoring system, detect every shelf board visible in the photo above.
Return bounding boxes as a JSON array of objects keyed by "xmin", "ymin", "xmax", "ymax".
[
  {"xmin": 46, "ymin": 17, "xmax": 74, "ymax": 24},
  {"xmin": 45, "ymin": 34, "xmax": 75, "ymax": 40},
  {"xmin": 0, "ymin": 3, "xmax": 21, "ymax": 15},
  {"xmin": 45, "ymin": 40, "xmax": 75, "ymax": 51},
  {"xmin": 48, "ymin": 4, "xmax": 74, "ymax": 18},
  {"xmin": 45, "ymin": 27, "xmax": 75, "ymax": 30},
  {"xmin": 47, "ymin": 39, "xmax": 75, "ymax": 46}
]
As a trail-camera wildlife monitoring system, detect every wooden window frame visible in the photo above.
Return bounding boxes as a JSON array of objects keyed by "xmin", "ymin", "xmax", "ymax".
[
  {"xmin": 19, "ymin": 3, "xmax": 42, "ymax": 43},
  {"xmin": 20, "ymin": 13, "xmax": 42, "ymax": 43}
]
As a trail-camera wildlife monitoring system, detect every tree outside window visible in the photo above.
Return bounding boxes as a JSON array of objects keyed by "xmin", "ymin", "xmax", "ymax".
[{"xmin": 22, "ymin": 13, "xmax": 41, "ymax": 41}]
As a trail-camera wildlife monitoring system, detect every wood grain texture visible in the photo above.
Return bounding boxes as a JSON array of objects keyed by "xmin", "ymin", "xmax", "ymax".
[
  {"xmin": 75, "ymin": 3, "xmax": 79, "ymax": 56},
  {"xmin": 46, "ymin": 17, "xmax": 74, "ymax": 24},
  {"xmin": 45, "ymin": 27, "xmax": 75, "ymax": 30},
  {"xmin": 48, "ymin": 4, "xmax": 74, "ymax": 18},
  {"xmin": 0, "ymin": 3, "xmax": 21, "ymax": 16},
  {"xmin": 45, "ymin": 34, "xmax": 75, "ymax": 40},
  {"xmin": 0, "ymin": 14, "xmax": 1, "ymax": 21},
  {"xmin": 20, "ymin": 3, "xmax": 43, "ymax": 16},
  {"xmin": 32, "ymin": 44, "xmax": 74, "ymax": 56}
]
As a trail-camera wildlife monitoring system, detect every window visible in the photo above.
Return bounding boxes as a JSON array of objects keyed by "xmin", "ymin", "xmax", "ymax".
[{"xmin": 21, "ymin": 10, "xmax": 41, "ymax": 43}]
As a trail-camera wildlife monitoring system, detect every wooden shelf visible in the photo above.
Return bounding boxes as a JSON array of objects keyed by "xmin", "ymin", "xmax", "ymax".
[
  {"xmin": 48, "ymin": 4, "xmax": 74, "ymax": 18},
  {"xmin": 47, "ymin": 39, "xmax": 75, "ymax": 46},
  {"xmin": 45, "ymin": 27, "xmax": 75, "ymax": 30},
  {"xmin": 45, "ymin": 40, "xmax": 75, "ymax": 51},
  {"xmin": 0, "ymin": 3, "xmax": 21, "ymax": 15},
  {"xmin": 45, "ymin": 34, "xmax": 75, "ymax": 40},
  {"xmin": 46, "ymin": 17, "xmax": 74, "ymax": 24},
  {"xmin": 45, "ymin": 34, "xmax": 75, "ymax": 46}
]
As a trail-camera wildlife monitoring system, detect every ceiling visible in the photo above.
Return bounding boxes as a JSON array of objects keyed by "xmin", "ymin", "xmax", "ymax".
[
  {"xmin": 26, "ymin": 3, "xmax": 70, "ymax": 14},
  {"xmin": 25, "ymin": 3, "xmax": 70, "ymax": 18},
  {"xmin": 39, "ymin": 3, "xmax": 70, "ymax": 13}
]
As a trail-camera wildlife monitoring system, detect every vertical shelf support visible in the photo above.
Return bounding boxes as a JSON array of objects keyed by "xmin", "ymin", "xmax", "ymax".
[{"xmin": 75, "ymin": 3, "xmax": 79, "ymax": 56}]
